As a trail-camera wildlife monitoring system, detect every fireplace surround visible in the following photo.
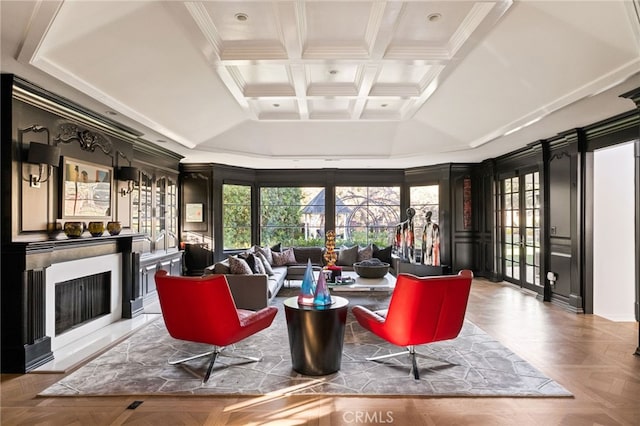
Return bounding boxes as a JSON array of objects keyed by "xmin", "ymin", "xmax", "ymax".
[
  {"xmin": 46, "ymin": 254, "xmax": 122, "ymax": 352},
  {"xmin": 1, "ymin": 233, "xmax": 142, "ymax": 373}
]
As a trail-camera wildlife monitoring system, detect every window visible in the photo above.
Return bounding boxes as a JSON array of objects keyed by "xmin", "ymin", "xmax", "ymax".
[
  {"xmin": 335, "ymin": 186, "xmax": 401, "ymax": 247},
  {"xmin": 223, "ymin": 184, "xmax": 252, "ymax": 250},
  {"xmin": 260, "ymin": 187, "xmax": 324, "ymax": 247},
  {"xmin": 409, "ymin": 185, "xmax": 439, "ymax": 248}
]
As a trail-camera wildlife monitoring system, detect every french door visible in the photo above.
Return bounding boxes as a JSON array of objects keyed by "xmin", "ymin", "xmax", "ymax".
[{"xmin": 499, "ymin": 171, "xmax": 541, "ymax": 292}]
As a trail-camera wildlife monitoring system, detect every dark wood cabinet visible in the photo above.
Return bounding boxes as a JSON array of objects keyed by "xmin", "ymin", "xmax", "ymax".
[
  {"xmin": 138, "ymin": 251, "xmax": 183, "ymax": 303},
  {"xmin": 392, "ymin": 256, "xmax": 451, "ymax": 276},
  {"xmin": 131, "ymin": 165, "xmax": 181, "ymax": 300}
]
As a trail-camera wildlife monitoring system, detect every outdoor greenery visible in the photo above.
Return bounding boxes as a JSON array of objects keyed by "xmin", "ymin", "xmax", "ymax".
[
  {"xmin": 260, "ymin": 187, "xmax": 299, "ymax": 246},
  {"xmin": 222, "ymin": 184, "xmax": 252, "ymax": 249}
]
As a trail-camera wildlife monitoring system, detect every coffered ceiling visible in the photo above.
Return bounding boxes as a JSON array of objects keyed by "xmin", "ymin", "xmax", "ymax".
[{"xmin": 2, "ymin": 1, "xmax": 640, "ymax": 169}]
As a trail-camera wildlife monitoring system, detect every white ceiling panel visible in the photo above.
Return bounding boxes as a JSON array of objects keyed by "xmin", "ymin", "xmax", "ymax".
[
  {"xmin": 304, "ymin": 2, "xmax": 373, "ymax": 47},
  {"xmin": 202, "ymin": 2, "xmax": 282, "ymax": 42},
  {"xmin": 391, "ymin": 1, "xmax": 475, "ymax": 45}
]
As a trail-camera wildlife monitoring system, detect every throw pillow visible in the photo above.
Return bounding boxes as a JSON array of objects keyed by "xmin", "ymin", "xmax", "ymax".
[
  {"xmin": 238, "ymin": 252, "xmax": 258, "ymax": 273},
  {"xmin": 293, "ymin": 247, "xmax": 324, "ymax": 265},
  {"xmin": 357, "ymin": 244, "xmax": 373, "ymax": 262},
  {"xmin": 228, "ymin": 255, "xmax": 253, "ymax": 275},
  {"xmin": 337, "ymin": 245, "xmax": 358, "ymax": 266},
  {"xmin": 253, "ymin": 254, "xmax": 266, "ymax": 274},
  {"xmin": 373, "ymin": 244, "xmax": 393, "ymax": 264},
  {"xmin": 255, "ymin": 246, "xmax": 274, "ymax": 265},
  {"xmin": 272, "ymin": 247, "xmax": 296, "ymax": 266},
  {"xmin": 256, "ymin": 251, "xmax": 275, "ymax": 276}
]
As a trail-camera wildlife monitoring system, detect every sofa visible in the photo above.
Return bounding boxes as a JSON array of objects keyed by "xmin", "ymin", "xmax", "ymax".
[{"xmin": 203, "ymin": 244, "xmax": 394, "ymax": 310}]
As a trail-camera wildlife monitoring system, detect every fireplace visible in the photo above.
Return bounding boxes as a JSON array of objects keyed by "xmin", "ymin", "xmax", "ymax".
[
  {"xmin": 55, "ymin": 272, "xmax": 111, "ymax": 335},
  {"xmin": 46, "ymin": 253, "xmax": 122, "ymax": 352}
]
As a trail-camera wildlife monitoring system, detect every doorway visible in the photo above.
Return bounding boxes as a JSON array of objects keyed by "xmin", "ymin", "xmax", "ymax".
[
  {"xmin": 499, "ymin": 171, "xmax": 541, "ymax": 293},
  {"xmin": 592, "ymin": 141, "xmax": 636, "ymax": 321}
]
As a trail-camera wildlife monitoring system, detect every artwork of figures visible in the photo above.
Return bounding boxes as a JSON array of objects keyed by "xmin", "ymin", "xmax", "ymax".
[
  {"xmin": 394, "ymin": 208, "xmax": 416, "ymax": 263},
  {"xmin": 422, "ymin": 210, "xmax": 440, "ymax": 266},
  {"xmin": 405, "ymin": 208, "xmax": 415, "ymax": 262}
]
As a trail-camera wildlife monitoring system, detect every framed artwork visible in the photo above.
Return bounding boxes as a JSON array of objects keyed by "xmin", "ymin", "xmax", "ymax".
[
  {"xmin": 61, "ymin": 157, "xmax": 113, "ymax": 219},
  {"xmin": 186, "ymin": 203, "xmax": 203, "ymax": 222},
  {"xmin": 463, "ymin": 177, "xmax": 472, "ymax": 229}
]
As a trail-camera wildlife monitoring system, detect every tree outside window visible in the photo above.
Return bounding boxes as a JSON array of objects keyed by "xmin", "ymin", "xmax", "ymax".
[
  {"xmin": 260, "ymin": 187, "xmax": 324, "ymax": 247},
  {"xmin": 335, "ymin": 186, "xmax": 400, "ymax": 247},
  {"xmin": 223, "ymin": 184, "xmax": 252, "ymax": 250}
]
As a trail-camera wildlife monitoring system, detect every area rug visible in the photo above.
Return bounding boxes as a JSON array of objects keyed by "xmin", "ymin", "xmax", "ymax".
[{"xmin": 39, "ymin": 294, "xmax": 572, "ymax": 397}]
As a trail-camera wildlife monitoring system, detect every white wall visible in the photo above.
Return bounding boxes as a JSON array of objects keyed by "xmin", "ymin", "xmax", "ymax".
[{"xmin": 593, "ymin": 141, "xmax": 636, "ymax": 321}]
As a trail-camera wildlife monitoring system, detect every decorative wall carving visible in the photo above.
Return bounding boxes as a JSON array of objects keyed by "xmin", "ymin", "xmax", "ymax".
[
  {"xmin": 54, "ymin": 122, "xmax": 113, "ymax": 155},
  {"xmin": 549, "ymin": 151, "xmax": 571, "ymax": 162}
]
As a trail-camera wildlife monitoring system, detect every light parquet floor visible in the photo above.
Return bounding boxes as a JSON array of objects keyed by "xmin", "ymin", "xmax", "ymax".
[{"xmin": 2, "ymin": 278, "xmax": 639, "ymax": 425}]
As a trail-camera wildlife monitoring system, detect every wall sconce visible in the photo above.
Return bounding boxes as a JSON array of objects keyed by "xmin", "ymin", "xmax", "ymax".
[
  {"xmin": 118, "ymin": 165, "xmax": 139, "ymax": 196},
  {"xmin": 19, "ymin": 125, "xmax": 60, "ymax": 188},
  {"xmin": 27, "ymin": 142, "xmax": 61, "ymax": 186}
]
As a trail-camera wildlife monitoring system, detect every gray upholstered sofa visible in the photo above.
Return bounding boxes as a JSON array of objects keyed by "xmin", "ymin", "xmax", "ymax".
[{"xmin": 204, "ymin": 244, "xmax": 393, "ymax": 310}]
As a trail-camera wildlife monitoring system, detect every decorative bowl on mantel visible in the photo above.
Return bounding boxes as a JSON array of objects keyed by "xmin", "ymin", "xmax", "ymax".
[
  {"xmin": 87, "ymin": 221, "xmax": 104, "ymax": 237},
  {"xmin": 353, "ymin": 259, "xmax": 390, "ymax": 278},
  {"xmin": 63, "ymin": 222, "xmax": 84, "ymax": 238},
  {"xmin": 106, "ymin": 221, "xmax": 122, "ymax": 236}
]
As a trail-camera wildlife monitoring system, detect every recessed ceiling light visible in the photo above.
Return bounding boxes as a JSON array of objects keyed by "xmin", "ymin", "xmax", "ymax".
[
  {"xmin": 381, "ymin": 104, "xmax": 388, "ymax": 108},
  {"xmin": 329, "ymin": 69, "xmax": 338, "ymax": 75},
  {"xmin": 156, "ymin": 139, "xmax": 167, "ymax": 144},
  {"xmin": 273, "ymin": 103, "xmax": 280, "ymax": 108},
  {"xmin": 105, "ymin": 110, "xmax": 117, "ymax": 116},
  {"xmin": 235, "ymin": 13, "xmax": 248, "ymax": 22},
  {"xmin": 427, "ymin": 13, "xmax": 442, "ymax": 22}
]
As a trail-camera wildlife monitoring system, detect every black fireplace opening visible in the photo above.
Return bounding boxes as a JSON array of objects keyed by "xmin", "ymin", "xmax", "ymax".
[{"xmin": 55, "ymin": 271, "xmax": 111, "ymax": 335}]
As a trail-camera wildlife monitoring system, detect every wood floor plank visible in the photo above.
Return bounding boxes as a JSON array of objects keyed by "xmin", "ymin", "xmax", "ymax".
[{"xmin": 1, "ymin": 278, "xmax": 639, "ymax": 425}]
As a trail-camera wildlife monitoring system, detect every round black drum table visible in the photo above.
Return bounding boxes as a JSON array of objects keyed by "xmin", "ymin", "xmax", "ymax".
[{"xmin": 284, "ymin": 296, "xmax": 349, "ymax": 376}]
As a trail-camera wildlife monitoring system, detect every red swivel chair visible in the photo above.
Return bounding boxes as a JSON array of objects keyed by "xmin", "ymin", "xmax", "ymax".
[
  {"xmin": 154, "ymin": 270, "xmax": 278, "ymax": 383},
  {"xmin": 351, "ymin": 270, "xmax": 473, "ymax": 379}
]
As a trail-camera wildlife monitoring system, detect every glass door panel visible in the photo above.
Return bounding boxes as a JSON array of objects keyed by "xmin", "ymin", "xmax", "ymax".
[
  {"xmin": 500, "ymin": 172, "xmax": 540, "ymax": 291},
  {"xmin": 166, "ymin": 178, "xmax": 178, "ymax": 249},
  {"xmin": 134, "ymin": 171, "xmax": 153, "ymax": 236}
]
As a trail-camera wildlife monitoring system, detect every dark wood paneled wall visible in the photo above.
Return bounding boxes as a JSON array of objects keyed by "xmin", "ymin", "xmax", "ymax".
[
  {"xmin": 1, "ymin": 75, "xmax": 182, "ymax": 373},
  {"xmin": 471, "ymin": 160, "xmax": 497, "ymax": 280},
  {"xmin": 546, "ymin": 132, "xmax": 582, "ymax": 312}
]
